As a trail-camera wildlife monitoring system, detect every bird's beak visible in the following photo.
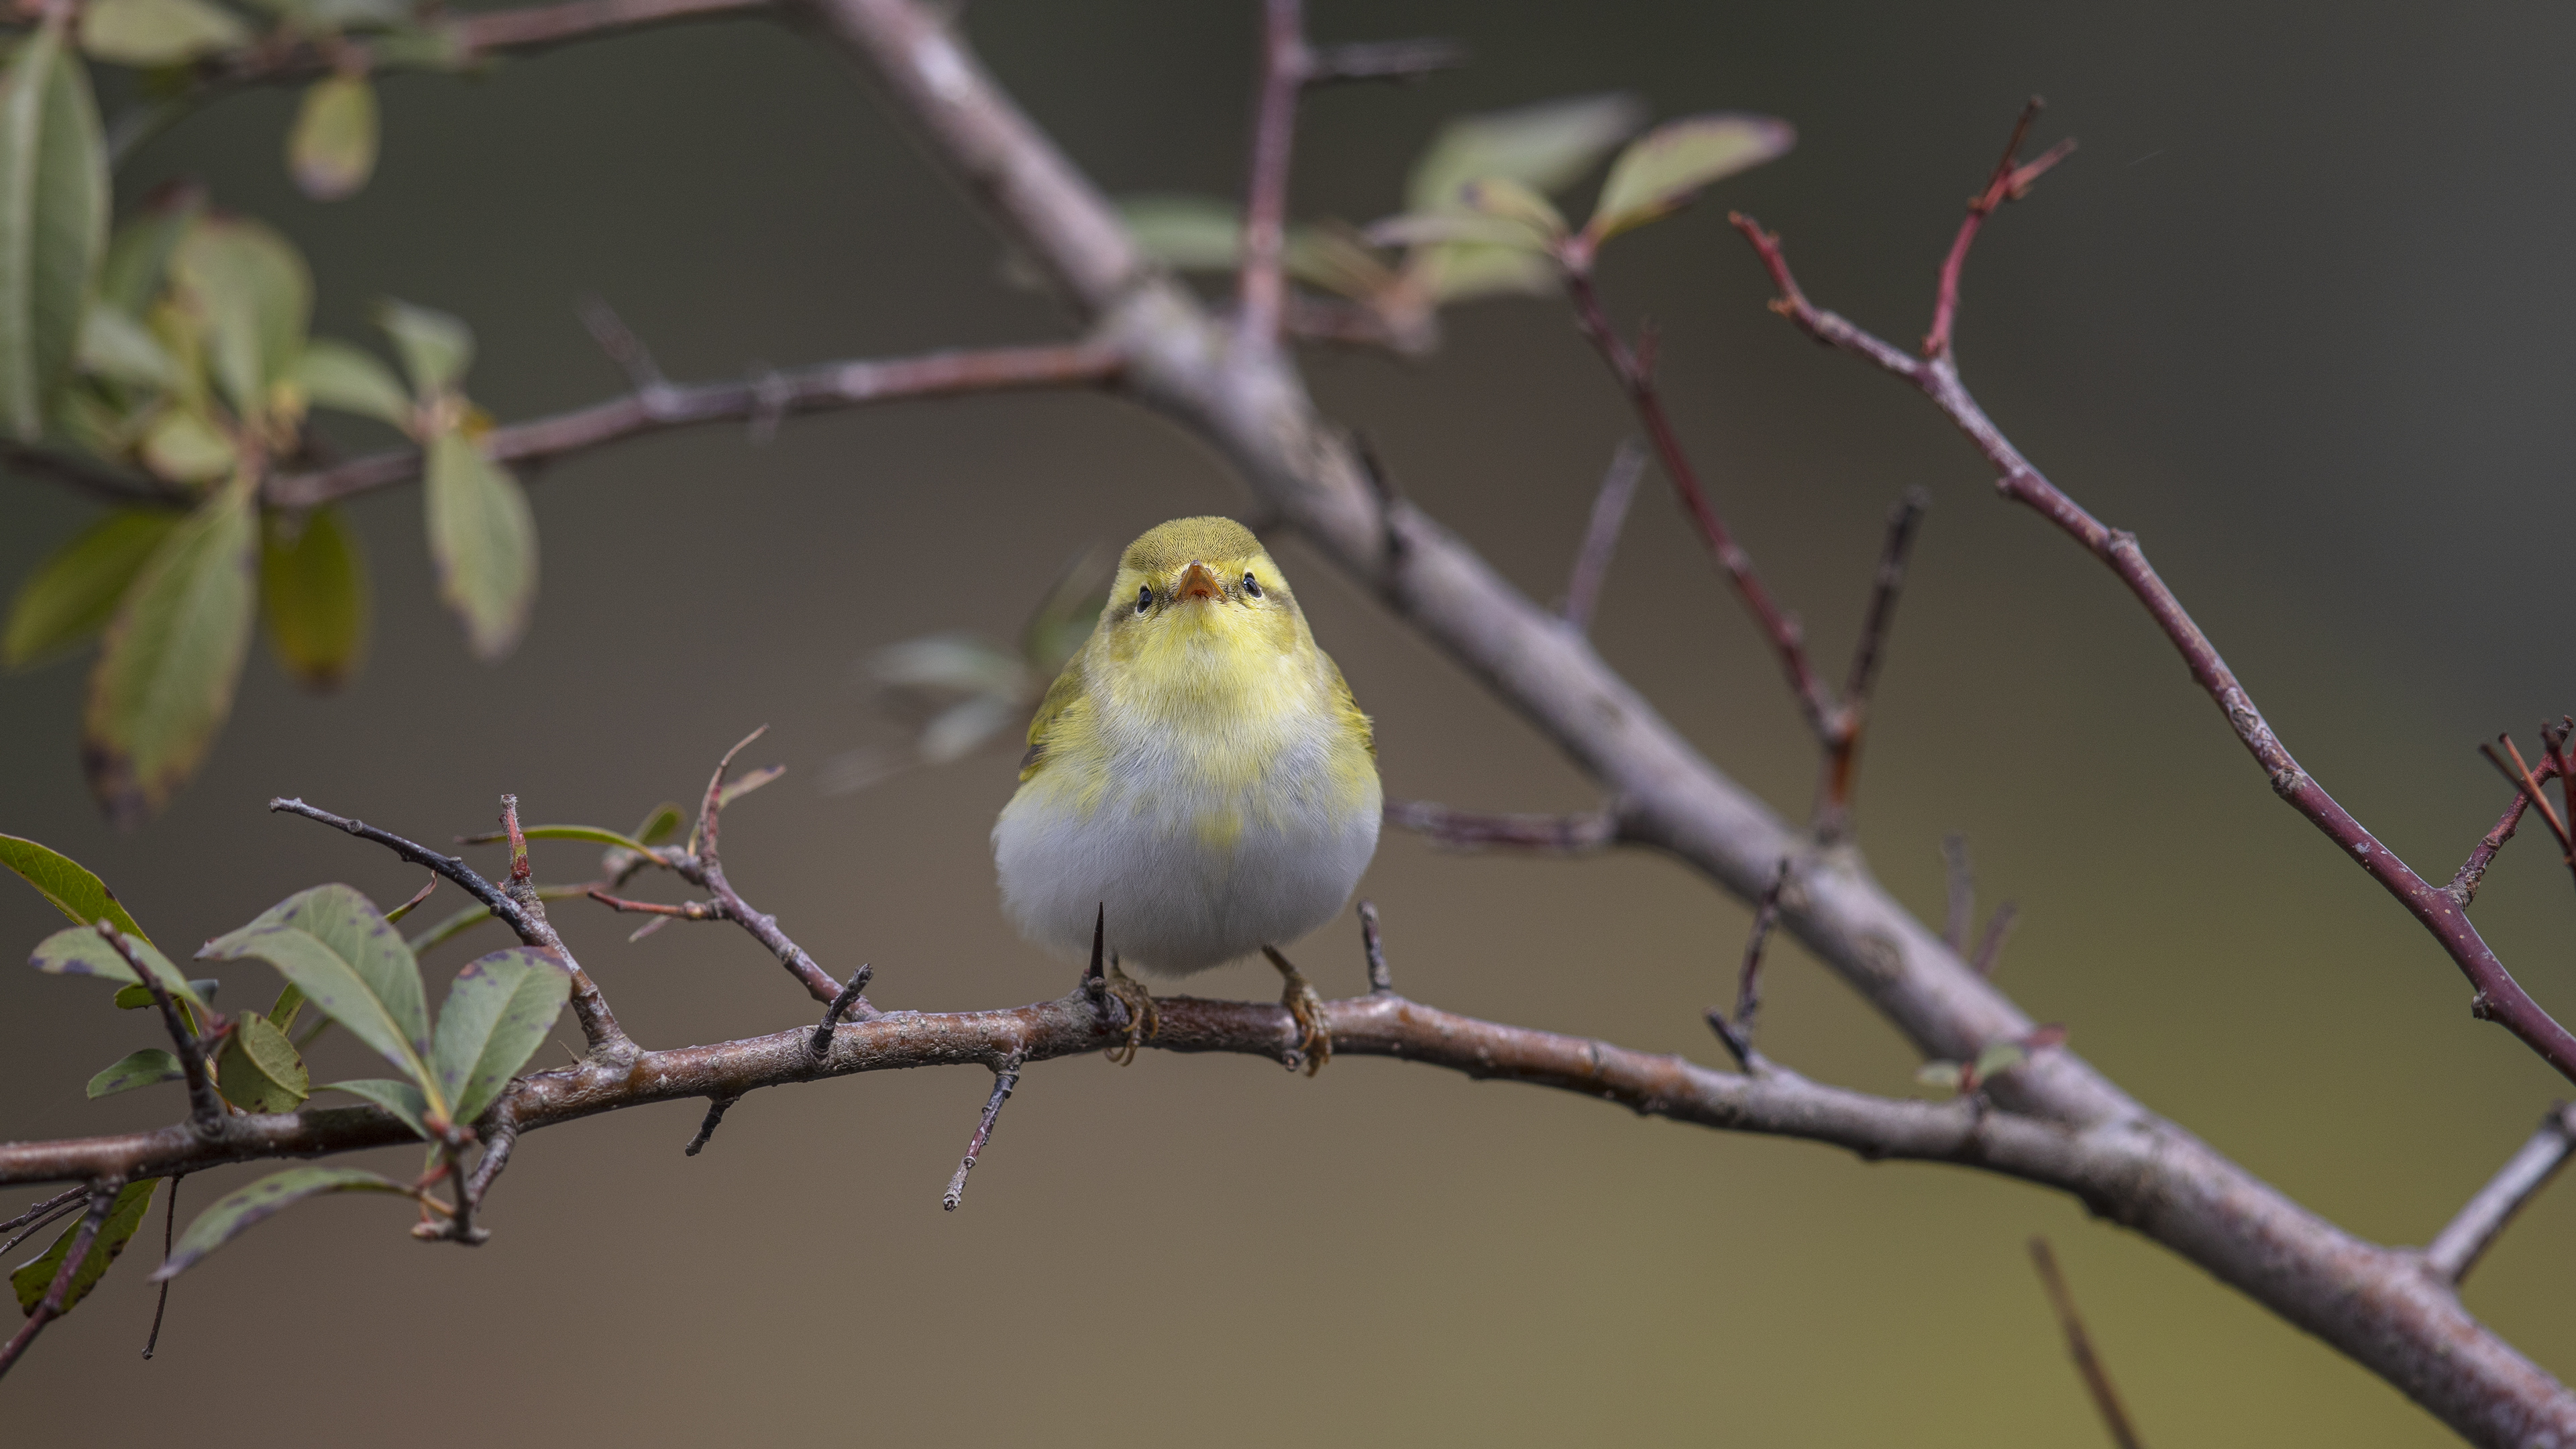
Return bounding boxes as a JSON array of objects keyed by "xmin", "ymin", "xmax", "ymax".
[{"xmin": 1174, "ymin": 561, "xmax": 1224, "ymax": 603}]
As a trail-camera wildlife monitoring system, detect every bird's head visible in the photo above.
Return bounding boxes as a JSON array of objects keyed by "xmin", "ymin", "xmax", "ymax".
[{"xmin": 1097, "ymin": 516, "xmax": 1305, "ymax": 668}]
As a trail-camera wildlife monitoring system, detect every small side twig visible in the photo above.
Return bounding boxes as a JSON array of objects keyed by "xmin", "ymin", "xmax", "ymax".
[
  {"xmin": 1813, "ymin": 487, "xmax": 1928, "ymax": 838},
  {"xmin": 1383, "ymin": 798, "xmax": 1621, "ymax": 853},
  {"xmin": 2029, "ymin": 1236, "xmax": 2148, "ymax": 1449},
  {"xmin": 1560, "ymin": 438, "xmax": 1647, "ymax": 632},
  {"xmin": 102, "ymin": 925, "xmax": 225, "ymax": 1138},
  {"xmin": 1302, "ymin": 36, "xmax": 1464, "ymax": 85},
  {"xmin": 810, "ymin": 965, "xmax": 875, "ymax": 1054},
  {"xmin": 1941, "ymin": 834, "xmax": 1975, "ymax": 954},
  {"xmin": 683, "ymin": 1095, "xmax": 738, "ymax": 1157},
  {"xmin": 2424, "ymin": 1102, "xmax": 2576, "ymax": 1285},
  {"xmin": 1972, "ymin": 901, "xmax": 2021, "ymax": 978},
  {"xmin": 1358, "ymin": 900, "xmax": 1392, "ymax": 994},
  {"xmin": 2479, "ymin": 731, "xmax": 2576, "ymax": 897},
  {"xmin": 941, "ymin": 1053, "xmax": 1024, "ymax": 1211},
  {"xmin": 0, "ymin": 1187, "xmax": 85, "ymax": 1254},
  {"xmin": 1235, "ymin": 0, "xmax": 1310, "ymax": 348},
  {"xmin": 1923, "ymin": 98, "xmax": 2078, "ymax": 361},
  {"xmin": 673, "ymin": 730, "xmax": 863, "ymax": 1010},
  {"xmin": 142, "ymin": 1173, "xmax": 179, "ymax": 1359},
  {"xmin": 1707, "ymin": 860, "xmax": 1790, "ymax": 1071},
  {"xmin": 0, "ymin": 1181, "xmax": 121, "ymax": 1383}
]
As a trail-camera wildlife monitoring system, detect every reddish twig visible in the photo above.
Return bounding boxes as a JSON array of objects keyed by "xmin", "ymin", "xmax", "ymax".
[
  {"xmin": 1560, "ymin": 438, "xmax": 1648, "ymax": 632},
  {"xmin": 1383, "ymin": 798, "xmax": 1621, "ymax": 853},
  {"xmin": 2481, "ymin": 733, "xmax": 2576, "ymax": 895},
  {"xmin": 2029, "ymin": 1236, "xmax": 2148, "ymax": 1449},
  {"xmin": 665, "ymin": 729, "xmax": 863, "ymax": 1010},
  {"xmin": 941, "ymin": 1053, "xmax": 1024, "ymax": 1210},
  {"xmin": 1814, "ymin": 487, "xmax": 1928, "ymax": 837},
  {"xmin": 1727, "ymin": 111, "xmax": 2576, "ymax": 1087},
  {"xmin": 1235, "ymin": 0, "xmax": 1310, "ymax": 348},
  {"xmin": 0, "ymin": 1182, "xmax": 121, "ymax": 1383},
  {"xmin": 1972, "ymin": 902, "xmax": 2021, "ymax": 978},
  {"xmin": 2453, "ymin": 751, "xmax": 2565, "ymax": 906},
  {"xmin": 1924, "ymin": 99, "xmax": 2077, "ymax": 360}
]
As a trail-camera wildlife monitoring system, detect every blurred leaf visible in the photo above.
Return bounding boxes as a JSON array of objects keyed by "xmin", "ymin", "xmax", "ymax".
[
  {"xmin": 1114, "ymin": 194, "xmax": 1243, "ymax": 272},
  {"xmin": 1361, "ymin": 212, "xmax": 1544, "ymax": 249},
  {"xmin": 1458, "ymin": 177, "xmax": 1568, "ymax": 246},
  {"xmin": 111, "ymin": 975, "xmax": 214, "ymax": 1008},
  {"xmin": 78, "ymin": 0, "xmax": 250, "ymax": 67},
  {"xmin": 290, "ymin": 336, "xmax": 409, "ymax": 427},
  {"xmin": 360, "ymin": 23, "xmax": 466, "ymax": 70},
  {"xmin": 0, "ymin": 833, "xmax": 149, "ymax": 940},
  {"xmin": 137, "ymin": 406, "xmax": 235, "ymax": 484},
  {"xmin": 75, "ymin": 304, "xmax": 180, "ymax": 389},
  {"xmin": 870, "ymin": 633, "xmax": 1028, "ymax": 696},
  {"xmin": 259, "ymin": 502, "xmax": 368, "ymax": 691},
  {"xmin": 0, "ymin": 17, "xmax": 109, "ymax": 441},
  {"xmin": 288, "ymin": 74, "xmax": 377, "ymax": 201},
  {"xmin": 1585, "ymin": 113, "xmax": 1795, "ymax": 244},
  {"xmin": 431, "ymin": 947, "xmax": 569, "ymax": 1124},
  {"xmin": 1018, "ymin": 547, "xmax": 1105, "ymax": 671},
  {"xmin": 266, "ymin": 978, "xmax": 304, "ymax": 1033},
  {"xmin": 11, "ymin": 1179, "xmax": 156, "ymax": 1315},
  {"xmin": 374, "ymin": 298, "xmax": 469, "ymax": 396},
  {"xmin": 1972, "ymin": 1040, "xmax": 2028, "ymax": 1081},
  {"xmin": 919, "ymin": 694, "xmax": 1021, "ymax": 764},
  {"xmin": 201, "ymin": 883, "xmax": 436, "ymax": 1108},
  {"xmin": 402, "ymin": 900, "xmax": 494, "ymax": 957},
  {"xmin": 716, "ymin": 763, "xmax": 782, "ymax": 808},
  {"xmin": 171, "ymin": 215, "xmax": 311, "ymax": 421},
  {"xmin": 30, "ymin": 922, "xmax": 206, "ymax": 1006},
  {"xmin": 85, "ymin": 1047, "xmax": 180, "ymax": 1097},
  {"xmin": 97, "ymin": 187, "xmax": 198, "ymax": 316},
  {"xmin": 1404, "ymin": 93, "xmax": 1643, "ymax": 215},
  {"xmin": 3, "ymin": 509, "xmax": 179, "ymax": 668},
  {"xmin": 1914, "ymin": 1061, "xmax": 1963, "ymax": 1091},
  {"xmin": 320, "ymin": 1077, "xmax": 429, "ymax": 1140},
  {"xmin": 1283, "ymin": 223, "xmax": 1397, "ymax": 300},
  {"xmin": 152, "ymin": 1167, "xmax": 409, "ymax": 1282},
  {"xmin": 423, "ymin": 428, "xmax": 535, "ymax": 661},
  {"xmin": 632, "ymin": 802, "xmax": 684, "ymax": 847},
  {"xmin": 80, "ymin": 476, "xmax": 256, "ymax": 824},
  {"xmin": 213, "ymin": 1008, "xmax": 309, "ymax": 1113}
]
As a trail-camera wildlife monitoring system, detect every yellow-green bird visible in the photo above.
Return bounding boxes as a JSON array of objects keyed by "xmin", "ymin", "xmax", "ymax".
[{"xmin": 993, "ymin": 517, "xmax": 1380, "ymax": 1071}]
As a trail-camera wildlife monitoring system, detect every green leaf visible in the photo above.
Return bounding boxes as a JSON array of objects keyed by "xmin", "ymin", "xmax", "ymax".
[
  {"xmin": 213, "ymin": 1008, "xmax": 309, "ymax": 1113},
  {"xmin": 266, "ymin": 979, "xmax": 304, "ymax": 1033},
  {"xmin": 1914, "ymin": 1061, "xmax": 1963, "ymax": 1091},
  {"xmin": 287, "ymin": 74, "xmax": 377, "ymax": 201},
  {"xmin": 97, "ymin": 188, "xmax": 197, "ymax": 317},
  {"xmin": 0, "ymin": 833, "xmax": 149, "ymax": 940},
  {"xmin": 75, "ymin": 303, "xmax": 180, "ymax": 388},
  {"xmin": 1458, "ymin": 176, "xmax": 1568, "ymax": 246},
  {"xmin": 423, "ymin": 427, "xmax": 535, "ymax": 661},
  {"xmin": 78, "ymin": 0, "xmax": 251, "ymax": 67},
  {"xmin": 1972, "ymin": 1040, "xmax": 2029, "ymax": 1081},
  {"xmin": 631, "ymin": 802, "xmax": 683, "ymax": 847},
  {"xmin": 3, "ymin": 509, "xmax": 179, "ymax": 668},
  {"xmin": 289, "ymin": 337, "xmax": 410, "ymax": 426},
  {"xmin": 0, "ymin": 17, "xmax": 109, "ymax": 442},
  {"xmin": 152, "ymin": 1167, "xmax": 408, "ymax": 1282},
  {"xmin": 137, "ymin": 405, "xmax": 237, "ymax": 484},
  {"xmin": 80, "ymin": 476, "xmax": 257, "ymax": 824},
  {"xmin": 510, "ymin": 824, "xmax": 655, "ymax": 853},
  {"xmin": 199, "ymin": 883, "xmax": 439, "ymax": 1113},
  {"xmin": 1405, "ymin": 93, "xmax": 1644, "ymax": 215},
  {"xmin": 374, "ymin": 298, "xmax": 469, "ymax": 396},
  {"xmin": 1411, "ymin": 242, "xmax": 1555, "ymax": 305},
  {"xmin": 258, "ymin": 502, "xmax": 368, "ymax": 691},
  {"xmin": 718, "ymin": 763, "xmax": 782, "ymax": 807},
  {"xmin": 30, "ymin": 922, "xmax": 206, "ymax": 1006},
  {"xmin": 85, "ymin": 1047, "xmax": 180, "ymax": 1097},
  {"xmin": 431, "ymin": 947, "xmax": 569, "ymax": 1124},
  {"xmin": 319, "ymin": 1077, "xmax": 429, "ymax": 1140},
  {"xmin": 12, "ymin": 1179, "xmax": 156, "ymax": 1315},
  {"xmin": 1114, "ymin": 195, "xmax": 1244, "ymax": 272},
  {"xmin": 112, "ymin": 976, "xmax": 214, "ymax": 1008},
  {"xmin": 171, "ymin": 215, "xmax": 311, "ymax": 421},
  {"xmin": 1583, "ymin": 113, "xmax": 1796, "ymax": 244}
]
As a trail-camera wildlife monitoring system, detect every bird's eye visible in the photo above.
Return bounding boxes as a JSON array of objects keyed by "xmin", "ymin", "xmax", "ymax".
[
  {"xmin": 1242, "ymin": 572, "xmax": 1263, "ymax": 598},
  {"xmin": 1134, "ymin": 585, "xmax": 1152, "ymax": 614}
]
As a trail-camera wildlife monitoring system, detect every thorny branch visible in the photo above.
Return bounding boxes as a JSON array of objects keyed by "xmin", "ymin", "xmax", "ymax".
[{"xmin": 1728, "ymin": 117, "xmax": 2576, "ymax": 1090}]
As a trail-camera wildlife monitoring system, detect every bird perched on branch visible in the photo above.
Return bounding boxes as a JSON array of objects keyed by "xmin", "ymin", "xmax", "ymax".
[{"xmin": 993, "ymin": 516, "xmax": 1380, "ymax": 1073}]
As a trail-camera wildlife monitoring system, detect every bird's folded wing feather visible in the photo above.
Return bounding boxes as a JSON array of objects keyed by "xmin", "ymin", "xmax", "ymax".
[{"xmin": 1019, "ymin": 653, "xmax": 1089, "ymax": 780}]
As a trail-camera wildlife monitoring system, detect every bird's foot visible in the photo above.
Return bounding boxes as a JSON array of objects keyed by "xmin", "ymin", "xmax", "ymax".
[
  {"xmin": 1262, "ymin": 946, "xmax": 1331, "ymax": 1076},
  {"xmin": 1100, "ymin": 959, "xmax": 1159, "ymax": 1066}
]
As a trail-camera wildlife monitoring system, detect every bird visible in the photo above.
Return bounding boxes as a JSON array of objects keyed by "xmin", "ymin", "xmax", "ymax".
[{"xmin": 992, "ymin": 516, "xmax": 1381, "ymax": 1073}]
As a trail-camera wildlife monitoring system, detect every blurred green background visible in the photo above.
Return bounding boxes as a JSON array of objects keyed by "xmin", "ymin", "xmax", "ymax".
[{"xmin": 7, "ymin": 0, "xmax": 2576, "ymax": 1441}]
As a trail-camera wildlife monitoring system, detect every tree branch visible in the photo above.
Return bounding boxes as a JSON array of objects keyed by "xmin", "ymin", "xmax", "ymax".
[
  {"xmin": 265, "ymin": 341, "xmax": 1120, "ymax": 509},
  {"xmin": 100, "ymin": 925, "xmax": 226, "ymax": 1138},
  {"xmin": 1235, "ymin": 0, "xmax": 1309, "ymax": 348},
  {"xmin": 2426, "ymin": 1103, "xmax": 2576, "ymax": 1285},
  {"xmin": 1727, "ymin": 127, "xmax": 2576, "ymax": 1089}
]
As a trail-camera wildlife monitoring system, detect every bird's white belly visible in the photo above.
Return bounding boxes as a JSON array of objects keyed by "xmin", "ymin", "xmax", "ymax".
[{"xmin": 992, "ymin": 736, "xmax": 1380, "ymax": 976}]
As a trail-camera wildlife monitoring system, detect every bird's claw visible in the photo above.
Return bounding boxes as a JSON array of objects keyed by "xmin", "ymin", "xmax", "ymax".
[
  {"xmin": 1264, "ymin": 947, "xmax": 1331, "ymax": 1076},
  {"xmin": 1099, "ymin": 959, "xmax": 1159, "ymax": 1066}
]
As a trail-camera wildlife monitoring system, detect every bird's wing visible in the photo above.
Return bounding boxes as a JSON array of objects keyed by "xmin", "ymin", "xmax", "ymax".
[
  {"xmin": 1018, "ymin": 652, "xmax": 1089, "ymax": 781},
  {"xmin": 1325, "ymin": 652, "xmax": 1376, "ymax": 759}
]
